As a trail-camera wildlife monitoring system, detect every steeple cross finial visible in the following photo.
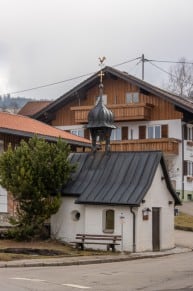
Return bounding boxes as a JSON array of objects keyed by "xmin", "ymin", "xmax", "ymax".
[
  {"xmin": 98, "ymin": 56, "xmax": 106, "ymax": 84},
  {"xmin": 98, "ymin": 70, "xmax": 104, "ymax": 84}
]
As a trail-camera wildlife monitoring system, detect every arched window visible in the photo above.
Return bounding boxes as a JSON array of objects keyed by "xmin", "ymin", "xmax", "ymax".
[{"xmin": 103, "ymin": 209, "xmax": 114, "ymax": 233}]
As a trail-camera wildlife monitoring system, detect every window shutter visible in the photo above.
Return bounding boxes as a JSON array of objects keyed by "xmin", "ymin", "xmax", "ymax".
[
  {"xmin": 183, "ymin": 125, "xmax": 187, "ymax": 140},
  {"xmin": 161, "ymin": 124, "xmax": 168, "ymax": 138},
  {"xmin": 139, "ymin": 126, "xmax": 146, "ymax": 139},
  {"xmin": 122, "ymin": 127, "xmax": 128, "ymax": 140},
  {"xmin": 184, "ymin": 160, "xmax": 188, "ymax": 176},
  {"xmin": 84, "ymin": 129, "xmax": 90, "ymax": 139}
]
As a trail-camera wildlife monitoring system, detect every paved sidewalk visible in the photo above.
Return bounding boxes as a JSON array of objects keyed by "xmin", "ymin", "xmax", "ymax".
[{"xmin": 175, "ymin": 229, "xmax": 193, "ymax": 248}]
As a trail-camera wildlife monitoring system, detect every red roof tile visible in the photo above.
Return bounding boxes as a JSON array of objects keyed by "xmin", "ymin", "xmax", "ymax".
[
  {"xmin": 0, "ymin": 112, "xmax": 91, "ymax": 146},
  {"xmin": 18, "ymin": 101, "xmax": 52, "ymax": 116}
]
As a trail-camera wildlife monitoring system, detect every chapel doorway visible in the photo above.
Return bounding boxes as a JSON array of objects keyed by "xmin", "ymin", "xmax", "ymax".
[{"xmin": 152, "ymin": 207, "xmax": 160, "ymax": 251}]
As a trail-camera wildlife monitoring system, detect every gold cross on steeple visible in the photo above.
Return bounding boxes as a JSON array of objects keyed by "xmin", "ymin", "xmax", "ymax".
[
  {"xmin": 98, "ymin": 56, "xmax": 106, "ymax": 84},
  {"xmin": 98, "ymin": 70, "xmax": 104, "ymax": 84}
]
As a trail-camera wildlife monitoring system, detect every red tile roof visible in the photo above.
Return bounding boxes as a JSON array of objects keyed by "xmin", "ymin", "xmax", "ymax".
[
  {"xmin": 18, "ymin": 101, "xmax": 52, "ymax": 116},
  {"xmin": 0, "ymin": 112, "xmax": 91, "ymax": 147}
]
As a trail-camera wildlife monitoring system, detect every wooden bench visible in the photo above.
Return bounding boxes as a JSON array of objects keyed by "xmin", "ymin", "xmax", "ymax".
[{"xmin": 71, "ymin": 234, "xmax": 122, "ymax": 252}]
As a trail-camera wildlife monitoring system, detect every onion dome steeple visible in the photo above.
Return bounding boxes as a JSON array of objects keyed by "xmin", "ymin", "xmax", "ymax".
[{"xmin": 87, "ymin": 57, "xmax": 116, "ymax": 152}]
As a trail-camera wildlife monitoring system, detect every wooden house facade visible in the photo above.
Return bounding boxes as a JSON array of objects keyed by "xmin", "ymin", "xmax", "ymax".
[{"xmin": 33, "ymin": 66, "xmax": 193, "ymax": 201}]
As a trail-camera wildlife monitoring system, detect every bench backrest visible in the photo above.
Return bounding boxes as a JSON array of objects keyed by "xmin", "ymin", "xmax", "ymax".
[{"xmin": 76, "ymin": 234, "xmax": 122, "ymax": 241}]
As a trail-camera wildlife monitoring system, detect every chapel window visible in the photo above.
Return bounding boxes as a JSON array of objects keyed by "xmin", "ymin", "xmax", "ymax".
[{"xmin": 103, "ymin": 209, "xmax": 115, "ymax": 233}]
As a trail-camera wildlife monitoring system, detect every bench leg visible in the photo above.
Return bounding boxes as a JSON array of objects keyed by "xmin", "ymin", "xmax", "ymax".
[
  {"xmin": 76, "ymin": 242, "xmax": 84, "ymax": 250},
  {"xmin": 107, "ymin": 244, "xmax": 115, "ymax": 252}
]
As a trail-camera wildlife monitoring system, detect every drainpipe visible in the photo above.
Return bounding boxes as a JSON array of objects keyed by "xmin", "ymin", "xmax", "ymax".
[
  {"xmin": 181, "ymin": 122, "xmax": 185, "ymax": 200},
  {"xmin": 130, "ymin": 207, "xmax": 136, "ymax": 253}
]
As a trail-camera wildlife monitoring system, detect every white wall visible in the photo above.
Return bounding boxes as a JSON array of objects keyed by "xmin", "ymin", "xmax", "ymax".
[
  {"xmin": 51, "ymin": 200, "xmax": 135, "ymax": 252},
  {"xmin": 114, "ymin": 119, "xmax": 182, "ymax": 140},
  {"xmin": 84, "ymin": 205, "xmax": 134, "ymax": 252},
  {"xmin": 136, "ymin": 165, "xmax": 175, "ymax": 252},
  {"xmin": 51, "ymin": 197, "xmax": 85, "ymax": 242}
]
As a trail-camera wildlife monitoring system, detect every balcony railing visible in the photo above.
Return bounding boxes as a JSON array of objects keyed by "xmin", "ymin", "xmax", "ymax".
[
  {"xmin": 71, "ymin": 103, "xmax": 154, "ymax": 123},
  {"xmin": 101, "ymin": 138, "xmax": 179, "ymax": 155}
]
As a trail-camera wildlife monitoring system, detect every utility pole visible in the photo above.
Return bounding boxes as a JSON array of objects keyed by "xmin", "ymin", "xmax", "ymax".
[{"xmin": 141, "ymin": 54, "xmax": 145, "ymax": 80}]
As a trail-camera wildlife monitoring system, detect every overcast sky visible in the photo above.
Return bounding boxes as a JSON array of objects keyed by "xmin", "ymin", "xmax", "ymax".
[{"xmin": 0, "ymin": 0, "xmax": 193, "ymax": 100}]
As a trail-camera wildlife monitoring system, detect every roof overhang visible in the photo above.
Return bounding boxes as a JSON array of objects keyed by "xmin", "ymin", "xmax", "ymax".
[
  {"xmin": 33, "ymin": 66, "xmax": 193, "ymax": 122},
  {"xmin": 0, "ymin": 128, "xmax": 92, "ymax": 148}
]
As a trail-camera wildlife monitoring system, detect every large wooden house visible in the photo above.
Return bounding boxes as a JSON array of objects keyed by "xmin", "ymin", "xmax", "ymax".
[{"xmin": 33, "ymin": 66, "xmax": 193, "ymax": 201}]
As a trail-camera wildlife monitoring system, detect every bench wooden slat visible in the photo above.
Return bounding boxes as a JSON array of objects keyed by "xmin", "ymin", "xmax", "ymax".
[
  {"xmin": 71, "ymin": 241, "xmax": 120, "ymax": 245},
  {"xmin": 76, "ymin": 237, "xmax": 121, "ymax": 241}
]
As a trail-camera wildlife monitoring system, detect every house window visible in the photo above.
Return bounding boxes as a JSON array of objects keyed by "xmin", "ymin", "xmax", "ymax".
[
  {"xmin": 188, "ymin": 161, "xmax": 193, "ymax": 176},
  {"xmin": 139, "ymin": 124, "xmax": 168, "ymax": 139},
  {"xmin": 126, "ymin": 92, "xmax": 139, "ymax": 103},
  {"xmin": 110, "ymin": 128, "xmax": 121, "ymax": 141},
  {"xmin": 184, "ymin": 160, "xmax": 193, "ymax": 176},
  {"xmin": 103, "ymin": 209, "xmax": 115, "ymax": 233},
  {"xmin": 0, "ymin": 186, "xmax": 7, "ymax": 213},
  {"xmin": 129, "ymin": 129, "xmax": 134, "ymax": 140},
  {"xmin": 71, "ymin": 210, "xmax": 81, "ymax": 221},
  {"xmin": 70, "ymin": 129, "xmax": 84, "ymax": 137},
  {"xmin": 96, "ymin": 95, "xmax": 107, "ymax": 105},
  {"xmin": 147, "ymin": 125, "xmax": 161, "ymax": 139},
  {"xmin": 0, "ymin": 140, "xmax": 4, "ymax": 153},
  {"xmin": 187, "ymin": 127, "xmax": 193, "ymax": 141},
  {"xmin": 187, "ymin": 194, "xmax": 192, "ymax": 201}
]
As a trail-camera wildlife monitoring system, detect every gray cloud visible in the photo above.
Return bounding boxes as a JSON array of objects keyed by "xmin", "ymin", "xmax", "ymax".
[{"xmin": 0, "ymin": 0, "xmax": 193, "ymax": 100}]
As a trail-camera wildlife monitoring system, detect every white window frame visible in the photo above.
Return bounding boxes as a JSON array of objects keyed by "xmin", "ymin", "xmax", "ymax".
[
  {"xmin": 70, "ymin": 129, "xmax": 84, "ymax": 138},
  {"xmin": 187, "ymin": 126, "xmax": 193, "ymax": 141},
  {"xmin": 110, "ymin": 128, "xmax": 121, "ymax": 141},
  {"xmin": 126, "ymin": 92, "xmax": 139, "ymax": 103},
  {"xmin": 187, "ymin": 161, "xmax": 193, "ymax": 176},
  {"xmin": 0, "ymin": 186, "xmax": 7, "ymax": 213},
  {"xmin": 147, "ymin": 125, "xmax": 161, "ymax": 139}
]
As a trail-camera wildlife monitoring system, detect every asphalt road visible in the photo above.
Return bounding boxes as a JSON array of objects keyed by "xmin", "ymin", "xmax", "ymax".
[{"xmin": 0, "ymin": 252, "xmax": 193, "ymax": 291}]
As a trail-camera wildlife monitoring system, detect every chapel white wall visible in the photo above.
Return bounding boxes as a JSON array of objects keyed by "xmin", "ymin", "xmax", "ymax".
[
  {"xmin": 136, "ymin": 165, "xmax": 175, "ymax": 252},
  {"xmin": 51, "ymin": 197, "xmax": 85, "ymax": 242}
]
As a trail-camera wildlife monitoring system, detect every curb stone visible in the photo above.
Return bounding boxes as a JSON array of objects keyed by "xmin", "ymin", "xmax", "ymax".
[{"xmin": 0, "ymin": 246, "xmax": 191, "ymax": 268}]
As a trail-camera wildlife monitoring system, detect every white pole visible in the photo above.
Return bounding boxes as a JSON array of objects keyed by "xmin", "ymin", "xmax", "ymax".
[{"xmin": 120, "ymin": 213, "xmax": 125, "ymax": 254}]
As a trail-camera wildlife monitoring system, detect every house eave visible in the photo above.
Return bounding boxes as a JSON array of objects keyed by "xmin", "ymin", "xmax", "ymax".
[
  {"xmin": 33, "ymin": 66, "xmax": 193, "ymax": 122},
  {"xmin": 0, "ymin": 128, "xmax": 92, "ymax": 148}
]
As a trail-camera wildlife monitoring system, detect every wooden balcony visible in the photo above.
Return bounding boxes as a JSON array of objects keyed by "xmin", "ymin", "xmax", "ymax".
[
  {"xmin": 71, "ymin": 103, "xmax": 154, "ymax": 124},
  {"xmin": 101, "ymin": 138, "xmax": 179, "ymax": 155}
]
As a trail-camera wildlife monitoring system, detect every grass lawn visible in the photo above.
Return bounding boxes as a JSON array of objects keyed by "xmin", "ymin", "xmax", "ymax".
[
  {"xmin": 175, "ymin": 211, "xmax": 193, "ymax": 231},
  {"xmin": 0, "ymin": 239, "xmax": 114, "ymax": 261}
]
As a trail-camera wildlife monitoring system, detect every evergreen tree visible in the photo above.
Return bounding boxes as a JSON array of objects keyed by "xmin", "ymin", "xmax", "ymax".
[{"xmin": 0, "ymin": 136, "xmax": 75, "ymax": 240}]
